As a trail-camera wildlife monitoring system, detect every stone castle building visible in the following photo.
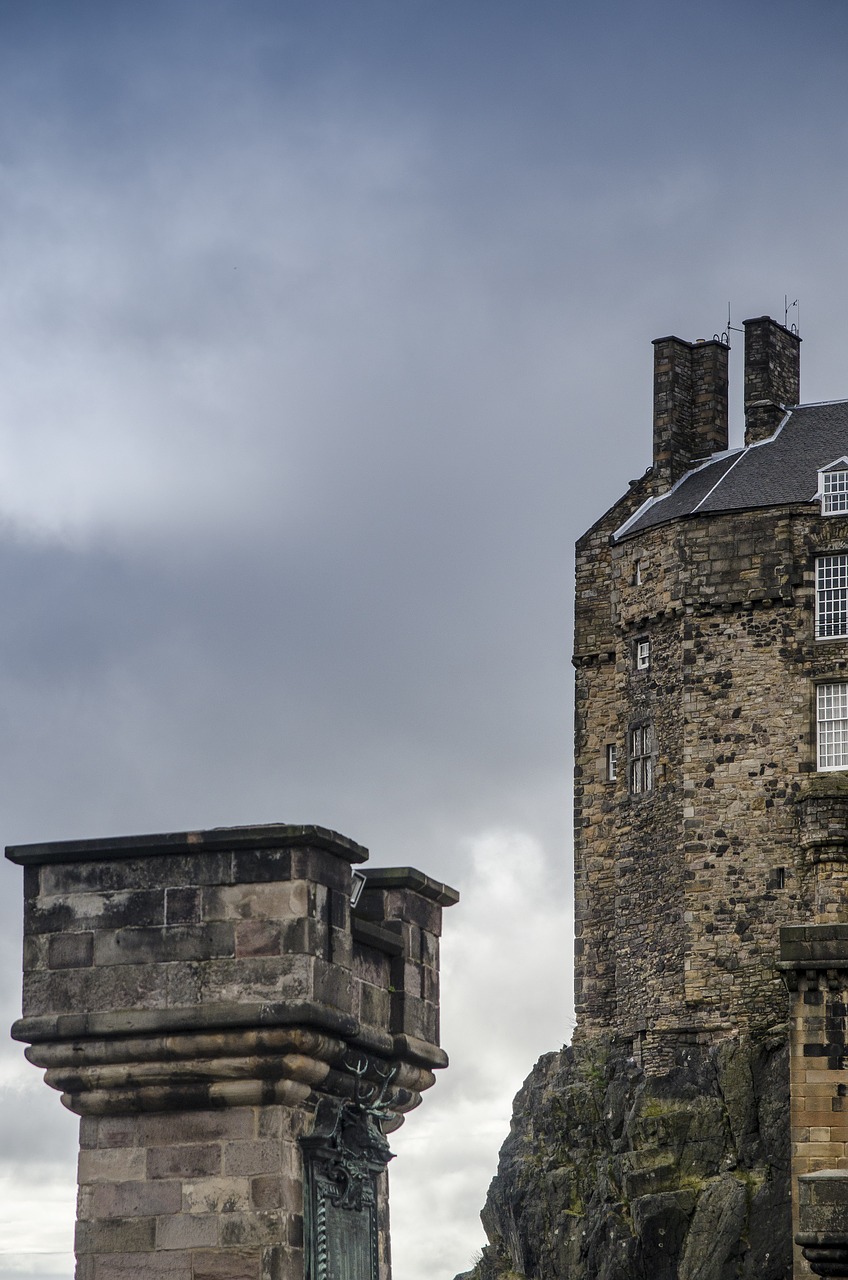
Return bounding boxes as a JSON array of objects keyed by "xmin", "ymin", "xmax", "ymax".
[
  {"xmin": 467, "ymin": 317, "xmax": 848, "ymax": 1280},
  {"xmin": 573, "ymin": 314, "xmax": 825, "ymax": 1058}
]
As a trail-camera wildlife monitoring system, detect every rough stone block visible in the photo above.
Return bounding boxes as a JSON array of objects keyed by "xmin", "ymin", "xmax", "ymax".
[
  {"xmin": 191, "ymin": 1249, "xmax": 261, "ymax": 1280},
  {"xmin": 289, "ymin": 847, "xmax": 350, "ymax": 891},
  {"xmin": 155, "ymin": 1211, "xmax": 218, "ymax": 1250},
  {"xmin": 235, "ymin": 921, "xmax": 282, "ymax": 958},
  {"xmin": 147, "ymin": 1144, "xmax": 222, "ymax": 1180},
  {"xmin": 92, "ymin": 923, "xmax": 235, "ymax": 967},
  {"xmin": 359, "ymin": 981, "xmax": 390, "ymax": 1027},
  {"xmin": 165, "ymin": 887, "xmax": 201, "ymax": 924},
  {"xmin": 91, "ymin": 1179, "xmax": 181, "ymax": 1219},
  {"xmin": 182, "ymin": 1177, "xmax": 252, "ymax": 1215},
  {"xmin": 311, "ymin": 958, "xmax": 351, "ymax": 1010},
  {"xmin": 200, "ymin": 956, "xmax": 312, "ymax": 1005},
  {"xmin": 75, "ymin": 1216, "xmax": 156, "ymax": 1254},
  {"xmin": 260, "ymin": 1246, "xmax": 299, "ymax": 1280},
  {"xmin": 79, "ymin": 1148, "xmax": 148, "ymax": 1185},
  {"xmin": 91, "ymin": 1252, "xmax": 192, "ymax": 1278},
  {"xmin": 223, "ymin": 1141, "xmax": 280, "ymax": 1178},
  {"xmin": 231, "ymin": 849, "xmax": 292, "ymax": 885},
  {"xmin": 48, "ymin": 932, "xmax": 94, "ymax": 969},
  {"xmin": 249, "ymin": 1177, "xmax": 282, "ymax": 1211},
  {"xmin": 202, "ymin": 883, "xmax": 302, "ymax": 924},
  {"xmin": 219, "ymin": 1210, "xmax": 286, "ymax": 1248}
]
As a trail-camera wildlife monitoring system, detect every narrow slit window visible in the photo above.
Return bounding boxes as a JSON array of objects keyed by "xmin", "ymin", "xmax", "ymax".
[
  {"xmin": 606, "ymin": 744, "xmax": 618, "ymax": 781},
  {"xmin": 818, "ymin": 682, "xmax": 848, "ymax": 771},
  {"xmin": 816, "ymin": 555, "xmax": 848, "ymax": 639}
]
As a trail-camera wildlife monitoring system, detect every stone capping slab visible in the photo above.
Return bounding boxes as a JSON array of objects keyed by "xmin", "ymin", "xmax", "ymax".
[
  {"xmin": 11, "ymin": 1001, "xmax": 449, "ymax": 1070},
  {"xmin": 351, "ymin": 917, "xmax": 405, "ymax": 956},
  {"xmin": 779, "ymin": 924, "xmax": 848, "ymax": 967},
  {"xmin": 358, "ymin": 866, "xmax": 459, "ymax": 906},
  {"xmin": 4, "ymin": 823, "xmax": 369, "ymax": 866}
]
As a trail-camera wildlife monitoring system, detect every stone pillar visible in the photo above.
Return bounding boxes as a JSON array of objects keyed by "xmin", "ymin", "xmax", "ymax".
[
  {"xmin": 780, "ymin": 926, "xmax": 848, "ymax": 1280},
  {"xmin": 7, "ymin": 824, "xmax": 458, "ymax": 1280}
]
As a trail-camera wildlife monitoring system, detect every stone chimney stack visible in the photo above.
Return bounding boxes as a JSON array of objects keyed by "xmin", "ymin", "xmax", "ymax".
[
  {"xmin": 9, "ymin": 823, "xmax": 457, "ymax": 1280},
  {"xmin": 652, "ymin": 334, "xmax": 729, "ymax": 492},
  {"xmin": 743, "ymin": 315, "xmax": 801, "ymax": 446}
]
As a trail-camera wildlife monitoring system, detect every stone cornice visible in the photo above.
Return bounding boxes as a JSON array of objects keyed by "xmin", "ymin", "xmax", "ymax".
[
  {"xmin": 20, "ymin": 1020, "xmax": 438, "ymax": 1118},
  {"xmin": 6, "ymin": 823, "xmax": 370, "ymax": 866}
]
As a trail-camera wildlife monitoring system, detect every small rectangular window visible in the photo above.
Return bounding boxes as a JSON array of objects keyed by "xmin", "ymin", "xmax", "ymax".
[
  {"xmin": 823, "ymin": 470, "xmax": 848, "ymax": 514},
  {"xmin": 818, "ymin": 682, "xmax": 848, "ymax": 770},
  {"xmin": 636, "ymin": 638, "xmax": 651, "ymax": 670},
  {"xmin": 775, "ymin": 867, "xmax": 786, "ymax": 890},
  {"xmin": 606, "ymin": 744, "xmax": 618, "ymax": 781},
  {"xmin": 816, "ymin": 555, "xmax": 848, "ymax": 639},
  {"xmin": 630, "ymin": 723, "xmax": 653, "ymax": 794}
]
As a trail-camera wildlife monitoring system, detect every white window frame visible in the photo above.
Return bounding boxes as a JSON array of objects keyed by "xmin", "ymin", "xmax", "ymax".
[
  {"xmin": 818, "ymin": 457, "xmax": 848, "ymax": 515},
  {"xmin": 636, "ymin": 638, "xmax": 651, "ymax": 670},
  {"xmin": 816, "ymin": 554, "xmax": 848, "ymax": 639},
  {"xmin": 606, "ymin": 743, "xmax": 618, "ymax": 781},
  {"xmin": 817, "ymin": 682, "xmax": 848, "ymax": 771},
  {"xmin": 629, "ymin": 723, "xmax": 653, "ymax": 794}
]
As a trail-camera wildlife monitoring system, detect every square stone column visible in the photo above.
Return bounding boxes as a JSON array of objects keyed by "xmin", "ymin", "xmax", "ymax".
[
  {"xmin": 7, "ymin": 824, "xmax": 458, "ymax": 1280},
  {"xmin": 780, "ymin": 925, "xmax": 848, "ymax": 1280}
]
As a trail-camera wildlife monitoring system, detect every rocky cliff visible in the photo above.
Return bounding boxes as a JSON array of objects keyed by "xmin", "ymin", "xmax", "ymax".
[{"xmin": 458, "ymin": 1029, "xmax": 791, "ymax": 1280}]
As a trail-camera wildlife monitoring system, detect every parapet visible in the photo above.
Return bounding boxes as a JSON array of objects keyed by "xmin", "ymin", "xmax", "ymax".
[{"xmin": 9, "ymin": 823, "xmax": 458, "ymax": 1118}]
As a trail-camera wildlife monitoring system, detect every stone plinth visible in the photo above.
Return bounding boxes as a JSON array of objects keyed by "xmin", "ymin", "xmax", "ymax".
[
  {"xmin": 7, "ymin": 824, "xmax": 458, "ymax": 1280},
  {"xmin": 797, "ymin": 1171, "xmax": 848, "ymax": 1278}
]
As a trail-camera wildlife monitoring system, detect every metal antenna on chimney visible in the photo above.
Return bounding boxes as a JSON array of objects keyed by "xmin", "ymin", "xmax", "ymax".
[
  {"xmin": 785, "ymin": 295, "xmax": 799, "ymax": 334},
  {"xmin": 725, "ymin": 303, "xmax": 743, "ymax": 339}
]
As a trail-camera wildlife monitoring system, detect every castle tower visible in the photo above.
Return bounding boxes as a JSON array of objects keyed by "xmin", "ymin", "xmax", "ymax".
[
  {"xmin": 573, "ymin": 316, "xmax": 848, "ymax": 1277},
  {"xmin": 8, "ymin": 823, "xmax": 457, "ymax": 1280}
]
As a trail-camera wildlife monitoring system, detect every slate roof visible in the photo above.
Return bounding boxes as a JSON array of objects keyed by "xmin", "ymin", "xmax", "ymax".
[{"xmin": 615, "ymin": 401, "xmax": 848, "ymax": 540}]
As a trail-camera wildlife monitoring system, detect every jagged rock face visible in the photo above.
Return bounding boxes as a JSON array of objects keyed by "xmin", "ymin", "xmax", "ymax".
[{"xmin": 460, "ymin": 1032, "xmax": 791, "ymax": 1280}]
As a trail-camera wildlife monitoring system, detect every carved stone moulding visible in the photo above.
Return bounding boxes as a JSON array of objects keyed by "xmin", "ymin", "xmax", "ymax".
[
  {"xmin": 797, "ymin": 1171, "xmax": 848, "ymax": 1279},
  {"xmin": 13, "ymin": 1000, "xmax": 443, "ymax": 1121}
]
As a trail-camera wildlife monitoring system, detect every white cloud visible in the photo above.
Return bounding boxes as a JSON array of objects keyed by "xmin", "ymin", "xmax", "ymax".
[{"xmin": 390, "ymin": 830, "xmax": 572, "ymax": 1279}]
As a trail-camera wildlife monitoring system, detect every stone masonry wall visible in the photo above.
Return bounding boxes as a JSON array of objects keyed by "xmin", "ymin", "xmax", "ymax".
[
  {"xmin": 75, "ymin": 1103, "xmax": 310, "ymax": 1280},
  {"xmin": 575, "ymin": 498, "xmax": 848, "ymax": 1052}
]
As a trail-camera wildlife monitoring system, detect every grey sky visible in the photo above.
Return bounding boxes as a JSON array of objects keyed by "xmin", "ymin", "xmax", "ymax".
[{"xmin": 1, "ymin": 1, "xmax": 848, "ymax": 1276}]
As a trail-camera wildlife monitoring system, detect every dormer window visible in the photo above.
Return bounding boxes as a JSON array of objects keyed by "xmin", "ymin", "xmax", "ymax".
[{"xmin": 818, "ymin": 458, "xmax": 848, "ymax": 515}]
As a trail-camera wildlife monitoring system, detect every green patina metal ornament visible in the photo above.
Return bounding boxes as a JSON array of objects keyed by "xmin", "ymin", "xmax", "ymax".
[{"xmin": 302, "ymin": 1061, "xmax": 396, "ymax": 1280}]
